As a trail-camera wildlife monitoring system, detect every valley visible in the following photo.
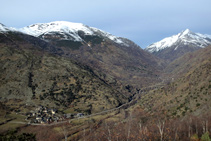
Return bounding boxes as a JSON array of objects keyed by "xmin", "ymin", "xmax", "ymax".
[{"xmin": 0, "ymin": 22, "xmax": 211, "ymax": 140}]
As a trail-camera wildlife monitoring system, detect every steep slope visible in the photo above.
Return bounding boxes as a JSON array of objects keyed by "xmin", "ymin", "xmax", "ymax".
[
  {"xmin": 0, "ymin": 29, "xmax": 127, "ymax": 114},
  {"xmin": 20, "ymin": 21, "xmax": 165, "ymax": 89},
  {"xmin": 0, "ymin": 22, "xmax": 165, "ymax": 115},
  {"xmin": 145, "ymin": 29, "xmax": 211, "ymax": 63},
  {"xmin": 165, "ymin": 46, "xmax": 211, "ymax": 77},
  {"xmin": 139, "ymin": 46, "xmax": 211, "ymax": 117}
]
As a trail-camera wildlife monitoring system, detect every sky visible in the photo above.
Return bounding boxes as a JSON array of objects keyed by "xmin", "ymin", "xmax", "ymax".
[{"xmin": 1, "ymin": 0, "xmax": 211, "ymax": 48}]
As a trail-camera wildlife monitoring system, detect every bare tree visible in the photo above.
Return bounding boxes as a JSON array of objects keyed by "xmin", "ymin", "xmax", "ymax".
[
  {"xmin": 139, "ymin": 120, "xmax": 142, "ymax": 133},
  {"xmin": 127, "ymin": 111, "xmax": 132, "ymax": 141},
  {"xmin": 188, "ymin": 117, "xmax": 192, "ymax": 138},
  {"xmin": 172, "ymin": 120, "xmax": 179, "ymax": 141},
  {"xmin": 200, "ymin": 113, "xmax": 209, "ymax": 134},
  {"xmin": 156, "ymin": 119, "xmax": 165, "ymax": 141},
  {"xmin": 139, "ymin": 119, "xmax": 147, "ymax": 140},
  {"xmin": 202, "ymin": 119, "xmax": 208, "ymax": 134},
  {"xmin": 83, "ymin": 127, "xmax": 86, "ymax": 141},
  {"xmin": 174, "ymin": 127, "xmax": 178, "ymax": 141},
  {"xmin": 103, "ymin": 121, "xmax": 111, "ymax": 141},
  {"xmin": 195, "ymin": 120, "xmax": 198, "ymax": 135},
  {"xmin": 61, "ymin": 123, "xmax": 69, "ymax": 141}
]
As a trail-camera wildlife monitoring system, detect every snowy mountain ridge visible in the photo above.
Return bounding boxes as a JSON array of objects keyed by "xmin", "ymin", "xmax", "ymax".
[
  {"xmin": 0, "ymin": 21, "xmax": 129, "ymax": 46},
  {"xmin": 146, "ymin": 29, "xmax": 211, "ymax": 53},
  {"xmin": 19, "ymin": 21, "xmax": 129, "ymax": 46},
  {"xmin": 0, "ymin": 23, "xmax": 17, "ymax": 33},
  {"xmin": 20, "ymin": 21, "xmax": 93, "ymax": 41}
]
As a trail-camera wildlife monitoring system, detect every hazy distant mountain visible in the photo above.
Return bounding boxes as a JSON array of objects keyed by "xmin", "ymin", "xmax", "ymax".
[{"xmin": 145, "ymin": 29, "xmax": 211, "ymax": 62}]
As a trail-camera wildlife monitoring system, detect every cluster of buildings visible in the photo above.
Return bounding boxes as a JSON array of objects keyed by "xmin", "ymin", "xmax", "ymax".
[
  {"xmin": 26, "ymin": 105, "xmax": 61, "ymax": 124},
  {"xmin": 26, "ymin": 105, "xmax": 84, "ymax": 124}
]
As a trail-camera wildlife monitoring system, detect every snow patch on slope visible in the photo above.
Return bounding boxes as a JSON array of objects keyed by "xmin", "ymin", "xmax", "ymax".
[{"xmin": 91, "ymin": 27, "xmax": 129, "ymax": 46}]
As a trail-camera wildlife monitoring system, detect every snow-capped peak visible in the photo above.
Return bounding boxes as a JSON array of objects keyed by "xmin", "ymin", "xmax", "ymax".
[
  {"xmin": 178, "ymin": 29, "xmax": 194, "ymax": 38},
  {"xmin": 0, "ymin": 21, "xmax": 131, "ymax": 47},
  {"xmin": 19, "ymin": 21, "xmax": 94, "ymax": 41},
  {"xmin": 19, "ymin": 21, "xmax": 129, "ymax": 46},
  {"xmin": 145, "ymin": 29, "xmax": 211, "ymax": 53},
  {"xmin": 182, "ymin": 29, "xmax": 191, "ymax": 35}
]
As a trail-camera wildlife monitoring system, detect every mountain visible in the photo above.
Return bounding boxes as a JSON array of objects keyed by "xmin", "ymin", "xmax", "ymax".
[
  {"xmin": 0, "ymin": 27, "xmax": 129, "ymax": 114},
  {"xmin": 165, "ymin": 46, "xmax": 211, "ymax": 77},
  {"xmin": 140, "ymin": 46, "xmax": 211, "ymax": 117},
  {"xmin": 0, "ymin": 22, "xmax": 164, "ymax": 115},
  {"xmin": 145, "ymin": 29, "xmax": 211, "ymax": 63},
  {"xmin": 1, "ymin": 22, "xmax": 211, "ymax": 140},
  {"xmin": 19, "ymin": 21, "xmax": 165, "ymax": 89},
  {"xmin": 20, "ymin": 21, "xmax": 129, "ymax": 46}
]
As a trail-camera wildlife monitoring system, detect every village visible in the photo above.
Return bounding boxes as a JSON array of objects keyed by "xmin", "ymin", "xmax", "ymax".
[{"xmin": 25, "ymin": 105, "xmax": 84, "ymax": 124}]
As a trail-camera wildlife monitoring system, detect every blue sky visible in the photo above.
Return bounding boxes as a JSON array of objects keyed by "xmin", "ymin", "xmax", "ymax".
[{"xmin": 1, "ymin": 0, "xmax": 211, "ymax": 48}]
